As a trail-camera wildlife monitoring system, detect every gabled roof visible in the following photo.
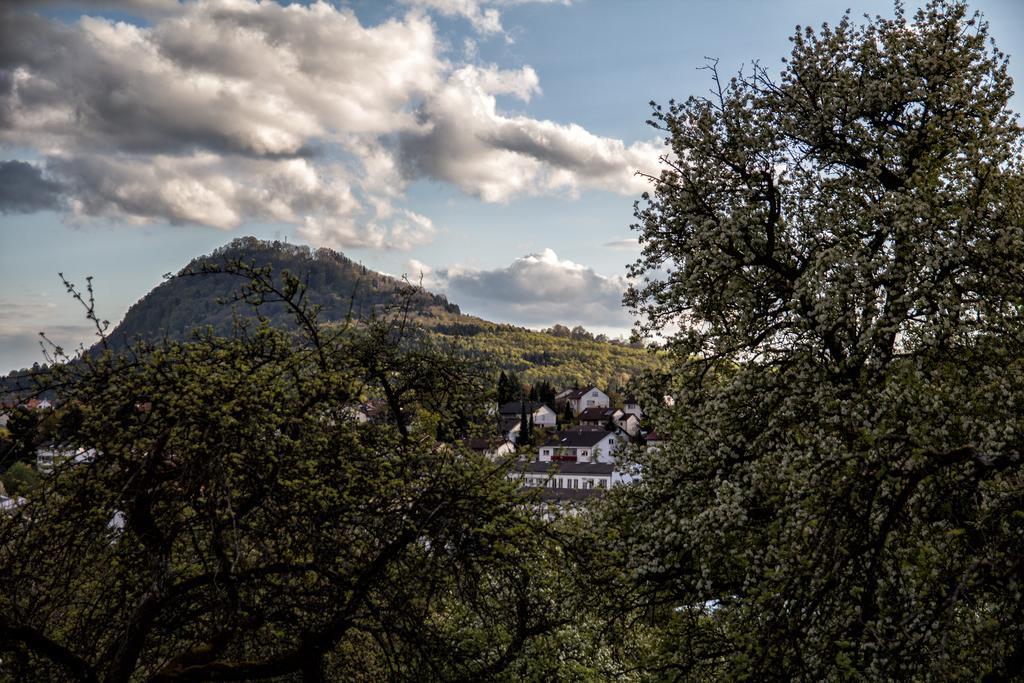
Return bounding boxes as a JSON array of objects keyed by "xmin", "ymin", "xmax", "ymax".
[
  {"xmin": 577, "ymin": 407, "xmax": 619, "ymax": 422},
  {"xmin": 565, "ymin": 386, "xmax": 600, "ymax": 401},
  {"xmin": 462, "ymin": 437, "xmax": 513, "ymax": 452},
  {"xmin": 542, "ymin": 428, "xmax": 614, "ymax": 449}
]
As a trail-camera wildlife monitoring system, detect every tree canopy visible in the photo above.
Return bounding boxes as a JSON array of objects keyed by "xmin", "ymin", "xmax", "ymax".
[
  {"xmin": 0, "ymin": 264, "xmax": 590, "ymax": 681},
  {"xmin": 615, "ymin": 1, "xmax": 1024, "ymax": 678}
]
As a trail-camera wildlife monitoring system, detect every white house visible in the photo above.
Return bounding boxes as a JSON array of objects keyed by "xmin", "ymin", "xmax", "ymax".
[
  {"xmin": 499, "ymin": 401, "xmax": 557, "ymax": 442},
  {"xmin": 622, "ymin": 397, "xmax": 643, "ymax": 419},
  {"xmin": 509, "ymin": 460, "xmax": 635, "ymax": 496},
  {"xmin": 577, "ymin": 406, "xmax": 622, "ymax": 428},
  {"xmin": 615, "ymin": 412, "xmax": 642, "ymax": 437},
  {"xmin": 36, "ymin": 446, "xmax": 96, "ymax": 474},
  {"xmin": 564, "ymin": 387, "xmax": 610, "ymax": 416},
  {"xmin": 510, "ymin": 461, "xmax": 618, "ymax": 491},
  {"xmin": 537, "ymin": 427, "xmax": 619, "ymax": 464},
  {"xmin": 462, "ymin": 437, "xmax": 516, "ymax": 459}
]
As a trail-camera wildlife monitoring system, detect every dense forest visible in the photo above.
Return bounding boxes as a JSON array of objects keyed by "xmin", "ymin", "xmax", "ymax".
[{"xmin": 106, "ymin": 237, "xmax": 461, "ymax": 347}]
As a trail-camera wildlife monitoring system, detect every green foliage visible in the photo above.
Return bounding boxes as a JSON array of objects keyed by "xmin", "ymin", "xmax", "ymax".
[
  {"xmin": 0, "ymin": 263, "xmax": 583, "ymax": 681},
  {"xmin": 0, "ymin": 461, "xmax": 39, "ymax": 497},
  {"xmin": 108, "ymin": 237, "xmax": 460, "ymax": 348},
  {"xmin": 425, "ymin": 313, "xmax": 663, "ymax": 390},
  {"xmin": 611, "ymin": 1, "xmax": 1024, "ymax": 679}
]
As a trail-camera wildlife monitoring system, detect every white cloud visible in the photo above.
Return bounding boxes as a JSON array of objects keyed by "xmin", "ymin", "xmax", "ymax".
[
  {"xmin": 47, "ymin": 153, "xmax": 360, "ymax": 230},
  {"xmin": 398, "ymin": 0, "xmax": 572, "ymax": 37},
  {"xmin": 0, "ymin": 0, "xmax": 651, "ymax": 253},
  {"xmin": 411, "ymin": 248, "xmax": 631, "ymax": 328},
  {"xmin": 401, "ymin": 0, "xmax": 503, "ymax": 34},
  {"xmin": 399, "ymin": 65, "xmax": 659, "ymax": 202},
  {"xmin": 300, "ymin": 208, "xmax": 437, "ymax": 251},
  {"xmin": 603, "ymin": 237, "xmax": 640, "ymax": 250}
]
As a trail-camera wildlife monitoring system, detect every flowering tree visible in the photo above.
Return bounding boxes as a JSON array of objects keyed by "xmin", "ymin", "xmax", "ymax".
[{"xmin": 616, "ymin": 1, "xmax": 1024, "ymax": 678}]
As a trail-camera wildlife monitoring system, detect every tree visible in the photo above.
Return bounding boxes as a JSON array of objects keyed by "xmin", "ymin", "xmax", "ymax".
[
  {"xmin": 0, "ymin": 461, "xmax": 39, "ymax": 497},
  {"xmin": 518, "ymin": 399, "xmax": 532, "ymax": 448},
  {"xmin": 0, "ymin": 264, "xmax": 575, "ymax": 681},
  {"xmin": 614, "ymin": 1, "xmax": 1024, "ymax": 679}
]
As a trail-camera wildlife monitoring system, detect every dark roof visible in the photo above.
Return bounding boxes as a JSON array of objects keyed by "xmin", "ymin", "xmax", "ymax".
[
  {"xmin": 462, "ymin": 437, "xmax": 511, "ymax": 452},
  {"xmin": 542, "ymin": 428, "xmax": 614, "ymax": 449},
  {"xmin": 645, "ymin": 431, "xmax": 665, "ymax": 442},
  {"xmin": 624, "ymin": 396, "xmax": 638, "ymax": 404},
  {"xmin": 565, "ymin": 386, "xmax": 600, "ymax": 401},
  {"xmin": 498, "ymin": 401, "xmax": 550, "ymax": 416},
  {"xmin": 578, "ymin": 407, "xmax": 618, "ymax": 422},
  {"xmin": 515, "ymin": 461, "xmax": 615, "ymax": 475}
]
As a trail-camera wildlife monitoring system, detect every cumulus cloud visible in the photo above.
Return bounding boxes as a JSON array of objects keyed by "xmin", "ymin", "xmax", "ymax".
[
  {"xmin": 0, "ymin": 5, "xmax": 441, "ymax": 155},
  {"xmin": 0, "ymin": 0, "xmax": 654, "ymax": 250},
  {"xmin": 399, "ymin": 0, "xmax": 571, "ymax": 36},
  {"xmin": 399, "ymin": 65, "xmax": 659, "ymax": 202},
  {"xmin": 0, "ymin": 160, "xmax": 64, "ymax": 213},
  {"xmin": 409, "ymin": 248, "xmax": 631, "ymax": 328}
]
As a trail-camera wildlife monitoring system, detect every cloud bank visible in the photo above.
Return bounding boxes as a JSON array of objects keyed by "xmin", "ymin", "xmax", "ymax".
[
  {"xmin": 0, "ymin": 0, "xmax": 657, "ymax": 249},
  {"xmin": 409, "ymin": 248, "xmax": 631, "ymax": 329}
]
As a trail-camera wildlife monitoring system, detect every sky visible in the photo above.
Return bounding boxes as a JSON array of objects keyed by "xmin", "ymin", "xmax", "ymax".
[{"xmin": 1, "ymin": 0, "xmax": 1022, "ymax": 372}]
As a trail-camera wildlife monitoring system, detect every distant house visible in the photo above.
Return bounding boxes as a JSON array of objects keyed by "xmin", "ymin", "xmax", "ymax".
[
  {"xmin": 0, "ymin": 494, "xmax": 27, "ymax": 512},
  {"xmin": 578, "ymin": 406, "xmax": 623, "ymax": 428},
  {"xmin": 645, "ymin": 431, "xmax": 666, "ymax": 451},
  {"xmin": 537, "ymin": 427, "xmax": 619, "ymax": 464},
  {"xmin": 510, "ymin": 461, "xmax": 617, "ymax": 492},
  {"xmin": 616, "ymin": 412, "xmax": 642, "ymax": 437},
  {"xmin": 36, "ymin": 446, "xmax": 96, "ymax": 474},
  {"xmin": 462, "ymin": 437, "xmax": 516, "ymax": 459},
  {"xmin": 498, "ymin": 401, "xmax": 557, "ymax": 442},
  {"xmin": 561, "ymin": 387, "xmax": 610, "ymax": 416},
  {"xmin": 622, "ymin": 397, "xmax": 643, "ymax": 419}
]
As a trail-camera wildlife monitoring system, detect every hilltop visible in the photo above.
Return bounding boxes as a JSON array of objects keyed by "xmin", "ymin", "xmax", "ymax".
[
  {"xmin": 106, "ymin": 236, "xmax": 460, "ymax": 346},
  {"xmin": 98, "ymin": 238, "xmax": 660, "ymax": 390}
]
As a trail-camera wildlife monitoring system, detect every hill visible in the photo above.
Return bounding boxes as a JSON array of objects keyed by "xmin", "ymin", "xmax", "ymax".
[
  {"xmin": 107, "ymin": 236, "xmax": 460, "ymax": 346},
  {"xmin": 97, "ymin": 237, "xmax": 662, "ymax": 390},
  {"xmin": 415, "ymin": 310, "xmax": 660, "ymax": 390}
]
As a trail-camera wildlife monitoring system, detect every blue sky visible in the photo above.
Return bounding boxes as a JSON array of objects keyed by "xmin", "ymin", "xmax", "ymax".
[{"xmin": 2, "ymin": 0, "xmax": 1022, "ymax": 372}]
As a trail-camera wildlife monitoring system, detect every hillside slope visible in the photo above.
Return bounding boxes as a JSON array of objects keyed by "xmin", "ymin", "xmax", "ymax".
[
  {"xmin": 107, "ymin": 236, "xmax": 459, "ymax": 346},
  {"xmin": 102, "ymin": 237, "xmax": 660, "ymax": 388}
]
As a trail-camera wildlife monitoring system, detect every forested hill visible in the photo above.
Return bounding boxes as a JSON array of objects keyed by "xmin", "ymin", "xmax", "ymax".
[
  {"xmin": 94, "ymin": 237, "xmax": 661, "ymax": 388},
  {"xmin": 106, "ymin": 236, "xmax": 461, "ymax": 347}
]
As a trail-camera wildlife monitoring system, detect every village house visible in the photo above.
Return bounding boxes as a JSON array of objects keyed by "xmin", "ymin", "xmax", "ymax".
[
  {"xmin": 511, "ymin": 461, "xmax": 619, "ymax": 492},
  {"xmin": 35, "ymin": 446, "xmax": 96, "ymax": 474},
  {"xmin": 498, "ymin": 400, "xmax": 557, "ymax": 442},
  {"xmin": 577, "ymin": 406, "xmax": 623, "ymax": 428},
  {"xmin": 537, "ymin": 426, "xmax": 619, "ymax": 463},
  {"xmin": 622, "ymin": 396, "xmax": 643, "ymax": 419},
  {"xmin": 616, "ymin": 411, "xmax": 642, "ymax": 437},
  {"xmin": 461, "ymin": 437, "xmax": 516, "ymax": 460},
  {"xmin": 559, "ymin": 387, "xmax": 611, "ymax": 416},
  {"xmin": 645, "ymin": 431, "xmax": 665, "ymax": 452}
]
